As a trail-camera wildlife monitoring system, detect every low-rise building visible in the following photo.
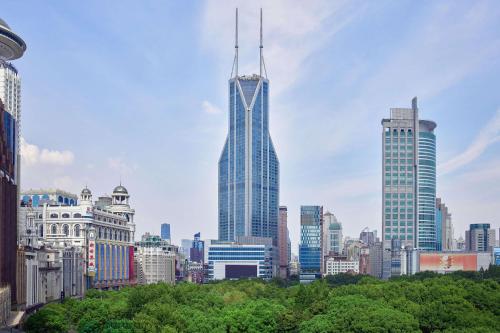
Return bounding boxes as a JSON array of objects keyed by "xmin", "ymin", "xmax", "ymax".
[
  {"xmin": 324, "ymin": 256, "xmax": 359, "ymax": 276},
  {"xmin": 134, "ymin": 234, "xmax": 176, "ymax": 285},
  {"xmin": 205, "ymin": 238, "xmax": 274, "ymax": 281}
]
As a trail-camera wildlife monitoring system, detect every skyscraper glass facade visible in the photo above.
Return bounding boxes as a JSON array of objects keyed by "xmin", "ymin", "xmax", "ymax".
[
  {"xmin": 218, "ymin": 74, "xmax": 279, "ymax": 244},
  {"xmin": 161, "ymin": 223, "xmax": 170, "ymax": 241},
  {"xmin": 299, "ymin": 206, "xmax": 323, "ymax": 273},
  {"xmin": 381, "ymin": 98, "xmax": 437, "ymax": 251},
  {"xmin": 418, "ymin": 120, "xmax": 437, "ymax": 250},
  {"xmin": 381, "ymin": 105, "xmax": 417, "ymax": 249}
]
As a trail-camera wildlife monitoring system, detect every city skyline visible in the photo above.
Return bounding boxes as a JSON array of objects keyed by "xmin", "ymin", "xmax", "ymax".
[{"xmin": 3, "ymin": 1, "xmax": 500, "ymax": 251}]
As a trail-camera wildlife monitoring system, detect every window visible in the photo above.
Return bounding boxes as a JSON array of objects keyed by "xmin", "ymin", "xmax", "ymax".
[
  {"xmin": 51, "ymin": 224, "xmax": 57, "ymax": 234},
  {"xmin": 74, "ymin": 224, "xmax": 81, "ymax": 237},
  {"xmin": 63, "ymin": 224, "xmax": 69, "ymax": 236},
  {"xmin": 74, "ymin": 213, "xmax": 82, "ymax": 218},
  {"xmin": 62, "ymin": 213, "xmax": 70, "ymax": 218},
  {"xmin": 50, "ymin": 213, "xmax": 58, "ymax": 219},
  {"xmin": 39, "ymin": 225, "xmax": 44, "ymax": 237}
]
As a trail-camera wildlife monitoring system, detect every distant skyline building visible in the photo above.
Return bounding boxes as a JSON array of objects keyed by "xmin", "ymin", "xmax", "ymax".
[
  {"xmin": 299, "ymin": 205, "xmax": 323, "ymax": 276},
  {"xmin": 134, "ymin": 234, "xmax": 176, "ymax": 285},
  {"xmin": 381, "ymin": 97, "xmax": 437, "ymax": 250},
  {"xmin": 189, "ymin": 232, "xmax": 204, "ymax": 263},
  {"xmin": 180, "ymin": 239, "xmax": 191, "ymax": 260},
  {"xmin": 359, "ymin": 227, "xmax": 377, "ymax": 247},
  {"xmin": 466, "ymin": 224, "xmax": 496, "ymax": 252},
  {"xmin": 436, "ymin": 198, "xmax": 453, "ymax": 251},
  {"xmin": 323, "ymin": 211, "xmax": 342, "ymax": 256},
  {"xmin": 218, "ymin": 10, "xmax": 279, "ymax": 245},
  {"xmin": 161, "ymin": 223, "xmax": 171, "ymax": 241},
  {"xmin": 278, "ymin": 206, "xmax": 289, "ymax": 278}
]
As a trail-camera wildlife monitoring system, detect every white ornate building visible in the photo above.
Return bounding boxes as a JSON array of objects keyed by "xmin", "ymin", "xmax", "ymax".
[{"xmin": 18, "ymin": 184, "xmax": 137, "ymax": 305}]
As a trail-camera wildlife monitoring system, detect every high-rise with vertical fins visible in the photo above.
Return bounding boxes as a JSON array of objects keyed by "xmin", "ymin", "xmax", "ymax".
[{"xmin": 218, "ymin": 9, "xmax": 279, "ymax": 244}]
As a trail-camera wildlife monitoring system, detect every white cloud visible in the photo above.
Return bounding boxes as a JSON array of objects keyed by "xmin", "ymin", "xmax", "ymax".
[
  {"xmin": 439, "ymin": 109, "xmax": 500, "ymax": 175},
  {"xmin": 107, "ymin": 157, "xmax": 137, "ymax": 176},
  {"xmin": 201, "ymin": 100, "xmax": 222, "ymax": 114},
  {"xmin": 20, "ymin": 138, "xmax": 75, "ymax": 166}
]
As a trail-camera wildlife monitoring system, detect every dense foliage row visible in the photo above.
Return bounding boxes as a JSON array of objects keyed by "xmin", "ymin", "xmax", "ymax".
[{"xmin": 25, "ymin": 266, "xmax": 500, "ymax": 333}]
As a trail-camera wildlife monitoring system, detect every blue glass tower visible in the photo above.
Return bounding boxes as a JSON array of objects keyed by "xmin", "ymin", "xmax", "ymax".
[
  {"xmin": 161, "ymin": 223, "xmax": 171, "ymax": 241},
  {"xmin": 218, "ymin": 9, "xmax": 279, "ymax": 244},
  {"xmin": 417, "ymin": 120, "xmax": 437, "ymax": 250},
  {"xmin": 299, "ymin": 206, "xmax": 323, "ymax": 274}
]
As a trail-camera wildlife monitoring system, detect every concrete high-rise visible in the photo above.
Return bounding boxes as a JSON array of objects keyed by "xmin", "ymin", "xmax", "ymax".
[
  {"xmin": 218, "ymin": 10, "xmax": 279, "ymax": 244},
  {"xmin": 299, "ymin": 206, "xmax": 323, "ymax": 275},
  {"xmin": 278, "ymin": 206, "xmax": 289, "ymax": 278},
  {"xmin": 323, "ymin": 211, "xmax": 342, "ymax": 256},
  {"xmin": 0, "ymin": 17, "xmax": 26, "ymax": 305},
  {"xmin": 381, "ymin": 97, "xmax": 437, "ymax": 250},
  {"xmin": 466, "ymin": 224, "xmax": 496, "ymax": 252},
  {"xmin": 436, "ymin": 198, "xmax": 453, "ymax": 251}
]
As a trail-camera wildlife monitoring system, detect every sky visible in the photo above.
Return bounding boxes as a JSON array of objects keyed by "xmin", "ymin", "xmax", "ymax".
[{"xmin": 3, "ymin": 0, "xmax": 500, "ymax": 252}]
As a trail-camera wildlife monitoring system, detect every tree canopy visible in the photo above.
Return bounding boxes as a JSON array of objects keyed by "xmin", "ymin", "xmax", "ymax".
[{"xmin": 25, "ymin": 267, "xmax": 500, "ymax": 333}]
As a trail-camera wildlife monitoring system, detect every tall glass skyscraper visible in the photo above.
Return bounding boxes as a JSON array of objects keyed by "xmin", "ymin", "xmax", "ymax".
[
  {"xmin": 160, "ymin": 223, "xmax": 171, "ymax": 241},
  {"xmin": 417, "ymin": 120, "xmax": 437, "ymax": 250},
  {"xmin": 299, "ymin": 206, "xmax": 323, "ymax": 274},
  {"xmin": 218, "ymin": 10, "xmax": 279, "ymax": 244},
  {"xmin": 381, "ymin": 98, "xmax": 437, "ymax": 250}
]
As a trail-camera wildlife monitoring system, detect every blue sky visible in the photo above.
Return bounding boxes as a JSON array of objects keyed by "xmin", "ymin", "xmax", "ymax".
[{"xmin": 4, "ymin": 0, "xmax": 500, "ymax": 251}]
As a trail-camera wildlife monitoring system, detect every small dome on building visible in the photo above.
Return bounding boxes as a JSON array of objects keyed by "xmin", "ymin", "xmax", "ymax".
[
  {"xmin": 113, "ymin": 185, "xmax": 128, "ymax": 195},
  {"xmin": 329, "ymin": 222, "xmax": 342, "ymax": 231},
  {"xmin": 81, "ymin": 187, "xmax": 92, "ymax": 195}
]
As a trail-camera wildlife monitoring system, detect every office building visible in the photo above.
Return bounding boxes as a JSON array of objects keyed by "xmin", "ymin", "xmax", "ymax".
[
  {"xmin": 218, "ymin": 10, "xmax": 279, "ymax": 244},
  {"xmin": 180, "ymin": 239, "xmax": 191, "ymax": 261},
  {"xmin": 381, "ymin": 97, "xmax": 437, "ymax": 250},
  {"xmin": 418, "ymin": 119, "xmax": 437, "ymax": 250},
  {"xmin": 324, "ymin": 212, "xmax": 342, "ymax": 256},
  {"xmin": 0, "ymin": 17, "xmax": 25, "ymax": 306},
  {"xmin": 359, "ymin": 227, "xmax": 377, "ymax": 247},
  {"xmin": 278, "ymin": 206, "xmax": 289, "ymax": 278},
  {"xmin": 134, "ymin": 234, "xmax": 176, "ymax": 285},
  {"xmin": 190, "ymin": 232, "xmax": 204, "ymax": 263},
  {"xmin": 436, "ymin": 198, "xmax": 453, "ymax": 251},
  {"xmin": 324, "ymin": 256, "xmax": 359, "ymax": 276},
  {"xmin": 299, "ymin": 206, "xmax": 323, "ymax": 279},
  {"xmin": 205, "ymin": 238, "xmax": 274, "ymax": 281},
  {"xmin": 466, "ymin": 224, "xmax": 496, "ymax": 252},
  {"xmin": 160, "ymin": 223, "xmax": 171, "ymax": 242}
]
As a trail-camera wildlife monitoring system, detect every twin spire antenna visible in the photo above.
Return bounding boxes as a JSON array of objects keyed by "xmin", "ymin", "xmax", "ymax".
[{"xmin": 231, "ymin": 8, "xmax": 267, "ymax": 79}]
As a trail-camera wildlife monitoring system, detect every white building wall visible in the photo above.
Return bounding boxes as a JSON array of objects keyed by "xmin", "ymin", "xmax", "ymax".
[{"xmin": 324, "ymin": 259, "xmax": 359, "ymax": 275}]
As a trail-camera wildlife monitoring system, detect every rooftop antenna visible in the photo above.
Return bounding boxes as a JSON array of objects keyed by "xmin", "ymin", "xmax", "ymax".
[
  {"xmin": 259, "ymin": 8, "xmax": 263, "ymax": 77},
  {"xmin": 231, "ymin": 8, "xmax": 239, "ymax": 78},
  {"xmin": 259, "ymin": 8, "xmax": 268, "ymax": 78}
]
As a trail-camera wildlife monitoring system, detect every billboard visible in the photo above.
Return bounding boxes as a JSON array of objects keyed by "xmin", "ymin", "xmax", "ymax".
[
  {"xmin": 419, "ymin": 253, "xmax": 477, "ymax": 273},
  {"xmin": 225, "ymin": 265, "xmax": 257, "ymax": 279}
]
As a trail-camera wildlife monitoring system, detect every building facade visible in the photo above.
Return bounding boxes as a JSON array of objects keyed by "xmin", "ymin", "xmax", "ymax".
[
  {"xmin": 466, "ymin": 224, "xmax": 496, "ymax": 252},
  {"xmin": 299, "ymin": 206, "xmax": 323, "ymax": 275},
  {"xmin": 190, "ymin": 232, "xmax": 204, "ymax": 263},
  {"xmin": 417, "ymin": 120, "xmax": 437, "ymax": 250},
  {"xmin": 205, "ymin": 239, "xmax": 274, "ymax": 281},
  {"xmin": 323, "ymin": 212, "xmax": 342, "ymax": 256},
  {"xmin": 436, "ymin": 198, "xmax": 453, "ymax": 251},
  {"xmin": 19, "ymin": 185, "xmax": 136, "ymax": 295},
  {"xmin": 359, "ymin": 227, "xmax": 377, "ymax": 247},
  {"xmin": 218, "ymin": 11, "xmax": 279, "ymax": 245},
  {"xmin": 324, "ymin": 256, "xmax": 359, "ymax": 276},
  {"xmin": 134, "ymin": 234, "xmax": 176, "ymax": 285},
  {"xmin": 278, "ymin": 206, "xmax": 289, "ymax": 278},
  {"xmin": 381, "ymin": 97, "xmax": 436, "ymax": 250}
]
